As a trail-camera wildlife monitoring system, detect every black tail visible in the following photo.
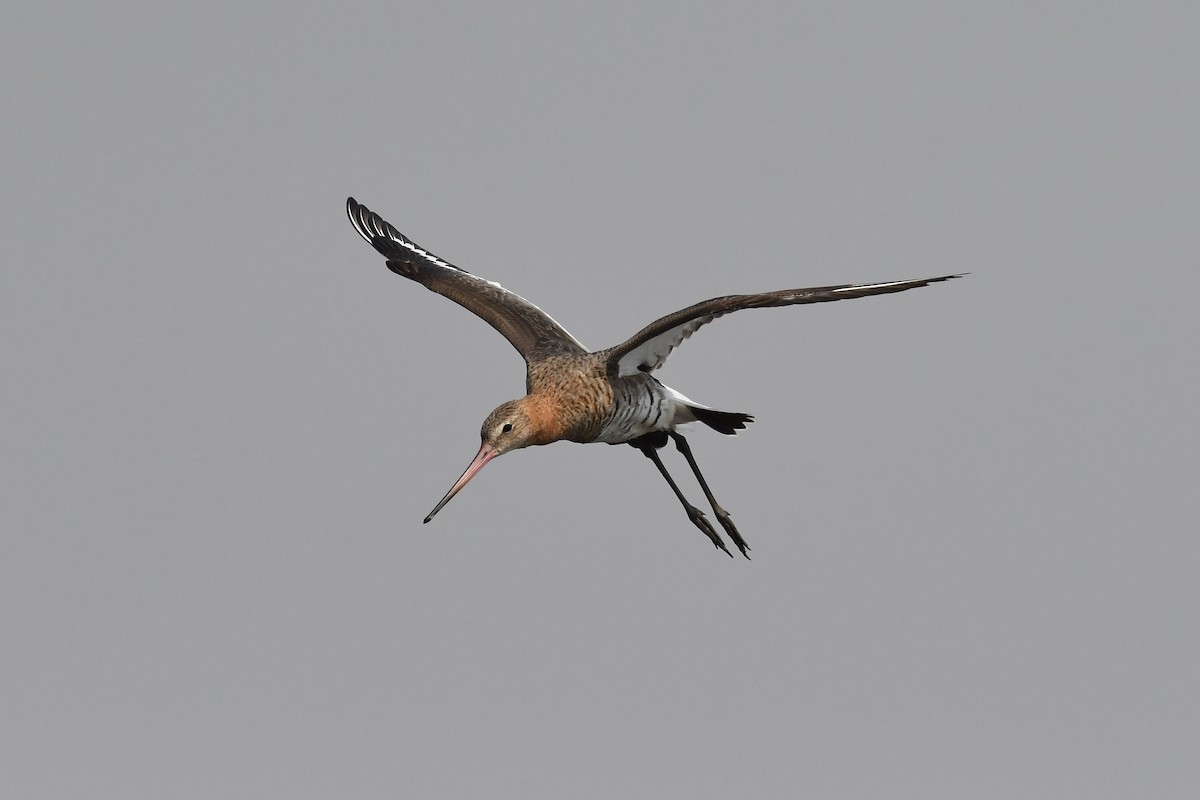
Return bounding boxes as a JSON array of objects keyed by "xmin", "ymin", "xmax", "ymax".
[{"xmin": 688, "ymin": 406, "xmax": 754, "ymax": 436}]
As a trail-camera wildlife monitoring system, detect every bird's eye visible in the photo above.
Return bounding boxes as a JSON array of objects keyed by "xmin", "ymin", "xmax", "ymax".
[{"xmin": 501, "ymin": 423, "xmax": 513, "ymax": 433}]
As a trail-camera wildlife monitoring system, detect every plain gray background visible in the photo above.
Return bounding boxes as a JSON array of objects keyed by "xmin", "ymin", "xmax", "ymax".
[{"xmin": 3, "ymin": 2, "xmax": 1197, "ymax": 797}]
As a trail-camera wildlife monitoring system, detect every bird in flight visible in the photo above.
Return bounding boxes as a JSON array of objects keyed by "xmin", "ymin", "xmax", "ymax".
[{"xmin": 347, "ymin": 197, "xmax": 959, "ymax": 558}]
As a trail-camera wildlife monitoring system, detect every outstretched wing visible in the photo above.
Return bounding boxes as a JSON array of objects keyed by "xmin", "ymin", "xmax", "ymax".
[
  {"xmin": 347, "ymin": 198, "xmax": 587, "ymax": 361},
  {"xmin": 602, "ymin": 276, "xmax": 962, "ymax": 376}
]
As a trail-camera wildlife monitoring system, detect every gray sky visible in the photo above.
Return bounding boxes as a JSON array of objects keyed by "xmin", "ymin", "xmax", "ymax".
[{"xmin": 3, "ymin": 2, "xmax": 1197, "ymax": 797}]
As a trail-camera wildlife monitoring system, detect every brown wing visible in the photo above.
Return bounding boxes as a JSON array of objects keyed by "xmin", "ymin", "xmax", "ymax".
[
  {"xmin": 602, "ymin": 275, "xmax": 963, "ymax": 376},
  {"xmin": 347, "ymin": 198, "xmax": 587, "ymax": 361}
]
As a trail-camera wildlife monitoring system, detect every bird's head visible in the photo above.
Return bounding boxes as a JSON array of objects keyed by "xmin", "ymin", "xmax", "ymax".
[
  {"xmin": 479, "ymin": 398, "xmax": 541, "ymax": 455},
  {"xmin": 423, "ymin": 397, "xmax": 550, "ymax": 524}
]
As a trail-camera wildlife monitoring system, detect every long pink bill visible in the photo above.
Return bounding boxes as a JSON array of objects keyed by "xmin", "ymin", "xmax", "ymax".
[{"xmin": 424, "ymin": 442, "xmax": 499, "ymax": 524}]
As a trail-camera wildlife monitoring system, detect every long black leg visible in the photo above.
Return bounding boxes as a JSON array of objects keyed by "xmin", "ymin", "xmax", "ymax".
[
  {"xmin": 669, "ymin": 431, "xmax": 751, "ymax": 559},
  {"xmin": 633, "ymin": 439, "xmax": 732, "ymax": 557}
]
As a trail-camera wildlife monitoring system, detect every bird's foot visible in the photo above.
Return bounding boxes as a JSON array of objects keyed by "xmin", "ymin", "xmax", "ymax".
[
  {"xmin": 711, "ymin": 506, "xmax": 751, "ymax": 560},
  {"xmin": 685, "ymin": 505, "xmax": 733, "ymax": 557}
]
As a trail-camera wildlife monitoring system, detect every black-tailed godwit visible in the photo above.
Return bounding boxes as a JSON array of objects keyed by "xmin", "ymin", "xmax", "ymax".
[{"xmin": 347, "ymin": 197, "xmax": 960, "ymax": 558}]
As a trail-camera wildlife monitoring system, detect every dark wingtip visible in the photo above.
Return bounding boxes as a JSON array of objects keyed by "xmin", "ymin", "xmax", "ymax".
[
  {"xmin": 347, "ymin": 197, "xmax": 374, "ymax": 246},
  {"xmin": 346, "ymin": 197, "xmax": 412, "ymax": 262}
]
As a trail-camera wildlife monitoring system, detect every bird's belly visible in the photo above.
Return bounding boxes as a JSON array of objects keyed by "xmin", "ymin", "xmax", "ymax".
[{"xmin": 595, "ymin": 378, "xmax": 677, "ymax": 443}]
